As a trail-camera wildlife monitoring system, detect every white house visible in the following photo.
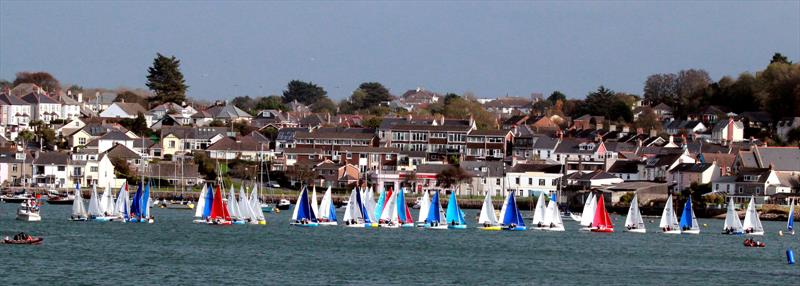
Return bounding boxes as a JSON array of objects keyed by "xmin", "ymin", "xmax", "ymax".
[
  {"xmin": 711, "ymin": 118, "xmax": 744, "ymax": 144},
  {"xmin": 668, "ymin": 162, "xmax": 721, "ymax": 192},
  {"xmin": 21, "ymin": 92, "xmax": 61, "ymax": 123},
  {"xmin": 99, "ymin": 102, "xmax": 146, "ymax": 119},
  {"xmin": 505, "ymin": 163, "xmax": 563, "ymax": 197},
  {"xmin": 0, "ymin": 93, "xmax": 32, "ymax": 130}
]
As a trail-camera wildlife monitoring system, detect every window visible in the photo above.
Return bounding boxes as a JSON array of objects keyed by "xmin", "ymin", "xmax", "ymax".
[
  {"xmin": 515, "ymin": 177, "xmax": 520, "ymax": 184},
  {"xmin": 169, "ymin": 141, "xmax": 176, "ymax": 148},
  {"xmin": 346, "ymin": 153, "xmax": 352, "ymax": 159},
  {"xmin": 12, "ymin": 164, "xmax": 17, "ymax": 172},
  {"xmin": 539, "ymin": 179, "xmax": 545, "ymax": 186},
  {"xmin": 360, "ymin": 154, "xmax": 367, "ymax": 159},
  {"xmin": 528, "ymin": 178, "xmax": 533, "ymax": 185},
  {"xmin": 308, "ymin": 155, "xmax": 314, "ymax": 159},
  {"xmin": 58, "ymin": 166, "xmax": 65, "ymax": 171},
  {"xmin": 496, "ymin": 178, "xmax": 501, "ymax": 186},
  {"xmin": 91, "ymin": 167, "xmax": 99, "ymax": 172},
  {"xmin": 385, "ymin": 154, "xmax": 392, "ymax": 160},
  {"xmin": 78, "ymin": 137, "xmax": 86, "ymax": 145}
]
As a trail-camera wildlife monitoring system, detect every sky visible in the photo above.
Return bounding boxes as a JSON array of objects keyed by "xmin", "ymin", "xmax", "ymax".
[{"xmin": 1, "ymin": 1, "xmax": 799, "ymax": 101}]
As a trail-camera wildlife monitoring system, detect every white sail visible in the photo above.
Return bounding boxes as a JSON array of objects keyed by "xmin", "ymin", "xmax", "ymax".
[
  {"xmin": 227, "ymin": 186, "xmax": 241, "ymax": 219},
  {"xmin": 625, "ymin": 194, "xmax": 646, "ymax": 229},
  {"xmin": 342, "ymin": 188, "xmax": 357, "ymax": 222},
  {"xmin": 113, "ymin": 184, "xmax": 129, "ymax": 216},
  {"xmin": 249, "ymin": 185, "xmax": 265, "ymax": 221},
  {"xmin": 319, "ymin": 186, "xmax": 334, "ymax": 220},
  {"xmin": 742, "ymin": 196, "xmax": 764, "ymax": 234},
  {"xmin": 532, "ymin": 193, "xmax": 547, "ymax": 225},
  {"xmin": 542, "ymin": 197, "xmax": 556, "ymax": 225},
  {"xmin": 98, "ymin": 186, "xmax": 111, "ymax": 214},
  {"xmin": 291, "ymin": 188, "xmax": 304, "ymax": 221},
  {"xmin": 143, "ymin": 187, "xmax": 151, "ymax": 218},
  {"xmin": 498, "ymin": 191, "xmax": 509, "ymax": 223},
  {"xmin": 418, "ymin": 191, "xmax": 431, "ymax": 223},
  {"xmin": 723, "ymin": 196, "xmax": 743, "ymax": 232},
  {"xmin": 72, "ymin": 188, "xmax": 87, "ymax": 217},
  {"xmin": 311, "ymin": 186, "xmax": 320, "ymax": 219},
  {"xmin": 87, "ymin": 185, "xmax": 103, "ymax": 217},
  {"xmin": 660, "ymin": 195, "xmax": 680, "ymax": 229},
  {"xmin": 580, "ymin": 193, "xmax": 597, "ymax": 227},
  {"xmin": 238, "ymin": 185, "xmax": 254, "ymax": 220},
  {"xmin": 380, "ymin": 190, "xmax": 399, "ymax": 222},
  {"xmin": 194, "ymin": 183, "xmax": 208, "ymax": 218},
  {"xmin": 478, "ymin": 192, "xmax": 497, "ymax": 225}
]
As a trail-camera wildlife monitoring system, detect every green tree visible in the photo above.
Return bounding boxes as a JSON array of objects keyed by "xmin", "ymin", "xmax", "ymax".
[
  {"xmin": 282, "ymin": 80, "xmax": 327, "ymax": 105},
  {"xmin": 255, "ymin": 95, "xmax": 288, "ymax": 111},
  {"xmin": 0, "ymin": 79, "xmax": 11, "ymax": 90},
  {"xmin": 111, "ymin": 157, "xmax": 138, "ymax": 182},
  {"xmin": 341, "ymin": 82, "xmax": 393, "ymax": 114},
  {"xmin": 435, "ymin": 166, "xmax": 471, "ymax": 188},
  {"xmin": 771, "ymin": 52, "xmax": 791, "ymax": 65},
  {"xmin": 13, "ymin": 71, "xmax": 60, "ymax": 92},
  {"xmin": 547, "ymin": 91, "xmax": 567, "ymax": 104},
  {"xmin": 362, "ymin": 117, "xmax": 383, "ymax": 128},
  {"xmin": 310, "ymin": 97, "xmax": 337, "ymax": 114},
  {"xmin": 17, "ymin": 130, "xmax": 35, "ymax": 143},
  {"xmin": 146, "ymin": 53, "xmax": 188, "ymax": 105},
  {"xmin": 192, "ymin": 151, "xmax": 218, "ymax": 180},
  {"xmin": 119, "ymin": 112, "xmax": 150, "ymax": 136},
  {"xmin": 231, "ymin": 96, "xmax": 256, "ymax": 114},
  {"xmin": 209, "ymin": 120, "xmax": 225, "ymax": 127},
  {"xmin": 36, "ymin": 127, "xmax": 57, "ymax": 149},
  {"xmin": 114, "ymin": 90, "xmax": 149, "ymax": 108},
  {"xmin": 634, "ymin": 107, "xmax": 661, "ymax": 132}
]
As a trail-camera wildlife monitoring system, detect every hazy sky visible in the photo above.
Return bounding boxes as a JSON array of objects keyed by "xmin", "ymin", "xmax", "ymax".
[{"xmin": 1, "ymin": 1, "xmax": 798, "ymax": 101}]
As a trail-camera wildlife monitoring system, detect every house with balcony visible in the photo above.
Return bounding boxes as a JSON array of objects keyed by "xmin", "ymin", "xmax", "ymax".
[
  {"xmin": 461, "ymin": 160, "xmax": 506, "ymax": 196},
  {"xmin": 505, "ymin": 163, "xmax": 563, "ymax": 197},
  {"xmin": 465, "ymin": 129, "xmax": 512, "ymax": 161},
  {"xmin": 553, "ymin": 138, "xmax": 611, "ymax": 174}
]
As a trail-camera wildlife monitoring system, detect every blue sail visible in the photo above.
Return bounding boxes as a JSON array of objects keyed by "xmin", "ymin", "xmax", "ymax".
[
  {"xmin": 355, "ymin": 187, "xmax": 370, "ymax": 223},
  {"xmin": 397, "ymin": 188, "xmax": 407, "ymax": 222},
  {"xmin": 679, "ymin": 197, "xmax": 693, "ymax": 229},
  {"xmin": 446, "ymin": 191, "xmax": 465, "ymax": 225},
  {"xmin": 142, "ymin": 181, "xmax": 151, "ymax": 217},
  {"xmin": 788, "ymin": 201, "xmax": 794, "ymax": 231},
  {"xmin": 202, "ymin": 184, "xmax": 214, "ymax": 219},
  {"xmin": 130, "ymin": 183, "xmax": 142, "ymax": 217},
  {"xmin": 426, "ymin": 191, "xmax": 441, "ymax": 223},
  {"xmin": 328, "ymin": 197, "xmax": 338, "ymax": 222},
  {"xmin": 374, "ymin": 188, "xmax": 386, "ymax": 220},
  {"xmin": 296, "ymin": 187, "xmax": 316, "ymax": 221},
  {"xmin": 502, "ymin": 191, "xmax": 525, "ymax": 226}
]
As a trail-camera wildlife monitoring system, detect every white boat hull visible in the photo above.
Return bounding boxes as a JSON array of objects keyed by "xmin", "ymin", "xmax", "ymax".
[
  {"xmin": 579, "ymin": 226, "xmax": 594, "ymax": 232},
  {"xmin": 626, "ymin": 228, "xmax": 646, "ymax": 233},
  {"xmin": 682, "ymin": 229, "xmax": 700, "ymax": 235},
  {"xmin": 745, "ymin": 231, "xmax": 764, "ymax": 236},
  {"xmin": 663, "ymin": 229, "xmax": 682, "ymax": 234},
  {"xmin": 424, "ymin": 224, "xmax": 448, "ymax": 230},
  {"xmin": 16, "ymin": 212, "xmax": 41, "ymax": 222},
  {"xmin": 544, "ymin": 226, "xmax": 565, "ymax": 232},
  {"xmin": 318, "ymin": 221, "xmax": 338, "ymax": 226}
]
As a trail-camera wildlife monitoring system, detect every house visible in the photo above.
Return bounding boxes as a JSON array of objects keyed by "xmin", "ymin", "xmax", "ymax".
[
  {"xmin": 641, "ymin": 152, "xmax": 696, "ymax": 182},
  {"xmin": 505, "ymin": 163, "xmax": 563, "ymax": 197},
  {"xmin": 99, "ymin": 102, "xmax": 147, "ymax": 119},
  {"xmin": 461, "ymin": 160, "xmax": 506, "ymax": 196},
  {"xmin": 21, "ymin": 92, "xmax": 61, "ymax": 123},
  {"xmin": 501, "ymin": 115, "xmax": 559, "ymax": 132},
  {"xmin": 160, "ymin": 126, "xmax": 230, "ymax": 157},
  {"xmin": 191, "ymin": 110, "xmax": 214, "ymax": 126},
  {"xmin": 663, "ymin": 120, "xmax": 706, "ymax": 136},
  {"xmin": 274, "ymin": 127, "xmax": 311, "ymax": 153},
  {"xmin": 337, "ymin": 146, "xmax": 401, "ymax": 173},
  {"xmin": 58, "ymin": 91, "xmax": 82, "ymax": 121},
  {"xmin": 32, "ymin": 152, "xmax": 71, "ymax": 188},
  {"xmin": 608, "ymin": 160, "xmax": 642, "ymax": 181},
  {"xmin": 735, "ymin": 146, "xmax": 800, "ymax": 174},
  {"xmin": 553, "ymin": 138, "xmax": 610, "ymax": 174},
  {"xmin": 298, "ymin": 114, "xmax": 327, "ymax": 128},
  {"xmin": 88, "ymin": 91, "xmax": 118, "ymax": 113},
  {"xmin": 483, "ymin": 97, "xmax": 533, "ymax": 116},
  {"xmin": 86, "ymin": 130, "xmax": 135, "ymax": 153},
  {"xmin": 378, "ymin": 116, "xmax": 476, "ymax": 162},
  {"xmin": 252, "ymin": 109, "xmax": 297, "ymax": 129},
  {"xmin": 399, "ymin": 88, "xmax": 441, "ymax": 110},
  {"xmin": 564, "ymin": 170, "xmax": 624, "ymax": 188},
  {"xmin": 652, "ymin": 103, "xmax": 673, "ymax": 121},
  {"xmin": 0, "ymin": 151, "xmax": 32, "ymax": 186},
  {"xmin": 104, "ymin": 143, "xmax": 142, "ymax": 168},
  {"xmin": 668, "ymin": 162, "xmax": 720, "ymax": 192},
  {"xmin": 313, "ymin": 160, "xmax": 359, "ymax": 188},
  {"xmin": 712, "ymin": 168, "xmax": 787, "ymax": 204},
  {"xmin": 69, "ymin": 151, "xmax": 118, "ymax": 188},
  {"xmin": 0, "ymin": 93, "xmax": 32, "ymax": 130},
  {"xmin": 710, "ymin": 118, "xmax": 744, "ymax": 144},
  {"xmin": 204, "ymin": 103, "xmax": 252, "ymax": 123},
  {"xmin": 148, "ymin": 102, "xmax": 197, "ymax": 121},
  {"xmin": 571, "ymin": 115, "xmax": 605, "ymax": 130},
  {"xmin": 206, "ymin": 136, "xmax": 269, "ymax": 161},
  {"xmin": 279, "ymin": 147, "xmax": 324, "ymax": 172},
  {"xmin": 56, "ymin": 118, "xmax": 86, "ymax": 137},
  {"xmin": 777, "ymin": 117, "xmax": 800, "ymax": 142},
  {"xmin": 465, "ymin": 129, "xmax": 513, "ymax": 161}
]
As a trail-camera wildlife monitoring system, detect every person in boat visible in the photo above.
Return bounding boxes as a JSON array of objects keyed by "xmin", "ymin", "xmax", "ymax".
[
  {"xmin": 510, "ymin": 223, "xmax": 517, "ymax": 229},
  {"xmin": 12, "ymin": 232, "xmax": 31, "ymax": 241},
  {"xmin": 537, "ymin": 222, "xmax": 542, "ymax": 227},
  {"xmin": 483, "ymin": 222, "xmax": 490, "ymax": 227},
  {"xmin": 550, "ymin": 222, "xmax": 555, "ymax": 228}
]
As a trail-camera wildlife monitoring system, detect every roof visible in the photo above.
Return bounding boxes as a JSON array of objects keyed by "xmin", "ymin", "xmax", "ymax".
[
  {"xmin": 294, "ymin": 128, "xmax": 376, "ymax": 140},
  {"xmin": 460, "ymin": 160, "xmax": 505, "ymax": 177},
  {"xmin": 161, "ymin": 126, "xmax": 231, "ymax": 140},
  {"xmin": 712, "ymin": 119, "xmax": 744, "ymax": 132},
  {"xmin": 33, "ymin": 152, "xmax": 69, "ymax": 165},
  {"xmin": 205, "ymin": 104, "xmax": 252, "ymax": 119},
  {"xmin": 509, "ymin": 163, "xmax": 562, "ymax": 173},
  {"xmin": 671, "ymin": 163, "xmax": 714, "ymax": 173},
  {"xmin": 113, "ymin": 102, "xmax": 147, "ymax": 116},
  {"xmin": 532, "ymin": 136, "xmax": 560, "ymax": 149},
  {"xmin": 283, "ymin": 147, "xmax": 324, "ymax": 154},
  {"xmin": 21, "ymin": 92, "xmax": 59, "ymax": 104},
  {"xmin": 608, "ymin": 160, "xmax": 640, "ymax": 174},
  {"xmin": 338, "ymin": 146, "xmax": 401, "ymax": 153},
  {"xmin": 415, "ymin": 164, "xmax": 455, "ymax": 174},
  {"xmin": 0, "ymin": 93, "xmax": 29, "ymax": 105},
  {"xmin": 469, "ymin": 129, "xmax": 511, "ymax": 136},
  {"xmin": 554, "ymin": 138, "xmax": 601, "ymax": 154},
  {"xmin": 142, "ymin": 162, "xmax": 202, "ymax": 179},
  {"xmin": 98, "ymin": 130, "xmax": 132, "ymax": 141},
  {"xmin": 104, "ymin": 144, "xmax": 141, "ymax": 160},
  {"xmin": 653, "ymin": 103, "xmax": 672, "ymax": 111},
  {"xmin": 0, "ymin": 152, "xmax": 32, "ymax": 163},
  {"xmin": 483, "ymin": 97, "xmax": 532, "ymax": 108},
  {"xmin": 206, "ymin": 136, "xmax": 266, "ymax": 152},
  {"xmin": 390, "ymin": 124, "xmax": 471, "ymax": 132},
  {"xmin": 748, "ymin": 147, "xmax": 800, "ymax": 172},
  {"xmin": 299, "ymin": 114, "xmax": 326, "ymax": 126}
]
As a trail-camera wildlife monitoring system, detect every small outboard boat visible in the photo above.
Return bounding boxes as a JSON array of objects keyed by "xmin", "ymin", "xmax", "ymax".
[
  {"xmin": 743, "ymin": 238, "xmax": 765, "ymax": 248},
  {"xmin": 3, "ymin": 232, "xmax": 43, "ymax": 245}
]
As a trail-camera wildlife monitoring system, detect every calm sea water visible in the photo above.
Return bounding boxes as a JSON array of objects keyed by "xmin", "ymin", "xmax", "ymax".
[{"xmin": 1, "ymin": 202, "xmax": 798, "ymax": 285}]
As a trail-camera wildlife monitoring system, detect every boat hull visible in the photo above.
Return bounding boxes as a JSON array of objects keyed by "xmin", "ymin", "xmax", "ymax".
[
  {"xmin": 424, "ymin": 224, "xmax": 448, "ymax": 230},
  {"xmin": 165, "ymin": 203, "xmax": 194, "ymax": 209},
  {"xmin": 682, "ymin": 229, "xmax": 700, "ymax": 235},
  {"xmin": 479, "ymin": 226, "xmax": 502, "ymax": 231},
  {"xmin": 626, "ymin": 228, "xmax": 646, "ymax": 233},
  {"xmin": 90, "ymin": 216, "xmax": 115, "ymax": 222},
  {"xmin": 662, "ymin": 230, "xmax": 682, "ymax": 234},
  {"xmin": 448, "ymin": 224, "xmax": 467, "ymax": 230},
  {"xmin": 3, "ymin": 237, "xmax": 43, "ymax": 245},
  {"xmin": 502, "ymin": 226, "xmax": 527, "ymax": 231},
  {"xmin": 570, "ymin": 213, "xmax": 582, "ymax": 222},
  {"xmin": 276, "ymin": 204, "xmax": 291, "ymax": 210},
  {"xmin": 591, "ymin": 228, "xmax": 614, "ymax": 233},
  {"xmin": 290, "ymin": 222, "xmax": 319, "ymax": 227},
  {"xmin": 544, "ymin": 226, "xmax": 565, "ymax": 232},
  {"xmin": 69, "ymin": 217, "xmax": 88, "ymax": 222},
  {"xmin": 261, "ymin": 205, "xmax": 275, "ymax": 213},
  {"xmin": 745, "ymin": 231, "xmax": 764, "ymax": 236},
  {"xmin": 318, "ymin": 221, "xmax": 337, "ymax": 226},
  {"xmin": 47, "ymin": 199, "xmax": 74, "ymax": 205},
  {"xmin": 16, "ymin": 211, "xmax": 41, "ymax": 222}
]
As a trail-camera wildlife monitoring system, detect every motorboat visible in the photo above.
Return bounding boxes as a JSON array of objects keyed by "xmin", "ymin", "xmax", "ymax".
[
  {"xmin": 277, "ymin": 199, "xmax": 291, "ymax": 210},
  {"xmin": 16, "ymin": 200, "xmax": 42, "ymax": 222},
  {"xmin": 3, "ymin": 233, "xmax": 43, "ymax": 245},
  {"xmin": 1, "ymin": 191, "xmax": 36, "ymax": 204}
]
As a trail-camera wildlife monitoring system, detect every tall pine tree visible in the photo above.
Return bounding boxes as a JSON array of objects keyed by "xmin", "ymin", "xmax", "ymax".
[{"xmin": 146, "ymin": 53, "xmax": 188, "ymax": 106}]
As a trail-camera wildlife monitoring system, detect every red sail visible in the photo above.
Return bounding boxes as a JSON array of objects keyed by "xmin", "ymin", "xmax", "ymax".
[
  {"xmin": 385, "ymin": 187, "xmax": 393, "ymax": 207},
  {"xmin": 403, "ymin": 202, "xmax": 414, "ymax": 224},
  {"xmin": 593, "ymin": 194, "xmax": 613, "ymax": 229},
  {"xmin": 210, "ymin": 184, "xmax": 231, "ymax": 220}
]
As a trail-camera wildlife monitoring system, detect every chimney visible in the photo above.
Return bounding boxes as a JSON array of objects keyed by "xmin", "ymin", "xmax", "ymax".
[
  {"xmin": 609, "ymin": 124, "xmax": 616, "ymax": 132},
  {"xmin": 726, "ymin": 117, "xmax": 734, "ymax": 142},
  {"xmin": 67, "ymin": 90, "xmax": 72, "ymax": 97},
  {"xmin": 78, "ymin": 92, "xmax": 83, "ymax": 103},
  {"xmin": 649, "ymin": 129, "xmax": 657, "ymax": 137}
]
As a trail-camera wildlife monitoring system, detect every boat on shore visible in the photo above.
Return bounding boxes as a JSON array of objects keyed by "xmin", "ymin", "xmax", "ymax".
[{"xmin": 624, "ymin": 193, "xmax": 646, "ymax": 233}]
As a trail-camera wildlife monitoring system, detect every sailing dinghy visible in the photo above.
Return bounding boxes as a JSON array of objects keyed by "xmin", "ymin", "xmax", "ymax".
[
  {"xmin": 659, "ymin": 195, "xmax": 681, "ymax": 234},
  {"xmin": 590, "ymin": 194, "xmax": 614, "ymax": 233},
  {"xmin": 679, "ymin": 197, "xmax": 700, "ymax": 234},
  {"xmin": 579, "ymin": 193, "xmax": 597, "ymax": 231},
  {"xmin": 238, "ymin": 185, "xmax": 258, "ymax": 224},
  {"xmin": 500, "ymin": 190, "xmax": 527, "ymax": 231},
  {"xmin": 208, "ymin": 184, "xmax": 232, "ymax": 225},
  {"xmin": 396, "ymin": 188, "xmax": 415, "ymax": 227},
  {"xmin": 624, "ymin": 193, "xmax": 646, "ymax": 233},
  {"xmin": 423, "ymin": 191, "xmax": 448, "ymax": 230},
  {"xmin": 70, "ymin": 183, "xmax": 88, "ymax": 221},
  {"xmin": 290, "ymin": 186, "xmax": 319, "ymax": 227},
  {"xmin": 416, "ymin": 190, "xmax": 431, "ymax": 227},
  {"xmin": 786, "ymin": 198, "xmax": 795, "ymax": 235},
  {"xmin": 542, "ymin": 194, "xmax": 565, "ymax": 231},
  {"xmin": 742, "ymin": 196, "xmax": 764, "ymax": 235},
  {"xmin": 343, "ymin": 187, "xmax": 368, "ymax": 228},
  {"xmin": 722, "ymin": 196, "xmax": 743, "ymax": 234},
  {"xmin": 317, "ymin": 186, "xmax": 338, "ymax": 226},
  {"xmin": 193, "ymin": 184, "xmax": 212, "ymax": 224},
  {"xmin": 87, "ymin": 185, "xmax": 113, "ymax": 222},
  {"xmin": 248, "ymin": 184, "xmax": 267, "ymax": 225},
  {"xmin": 445, "ymin": 191, "xmax": 467, "ymax": 229},
  {"xmin": 112, "ymin": 182, "xmax": 130, "ymax": 222},
  {"xmin": 531, "ymin": 194, "xmax": 548, "ymax": 230},
  {"xmin": 478, "ymin": 192, "xmax": 501, "ymax": 231}
]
